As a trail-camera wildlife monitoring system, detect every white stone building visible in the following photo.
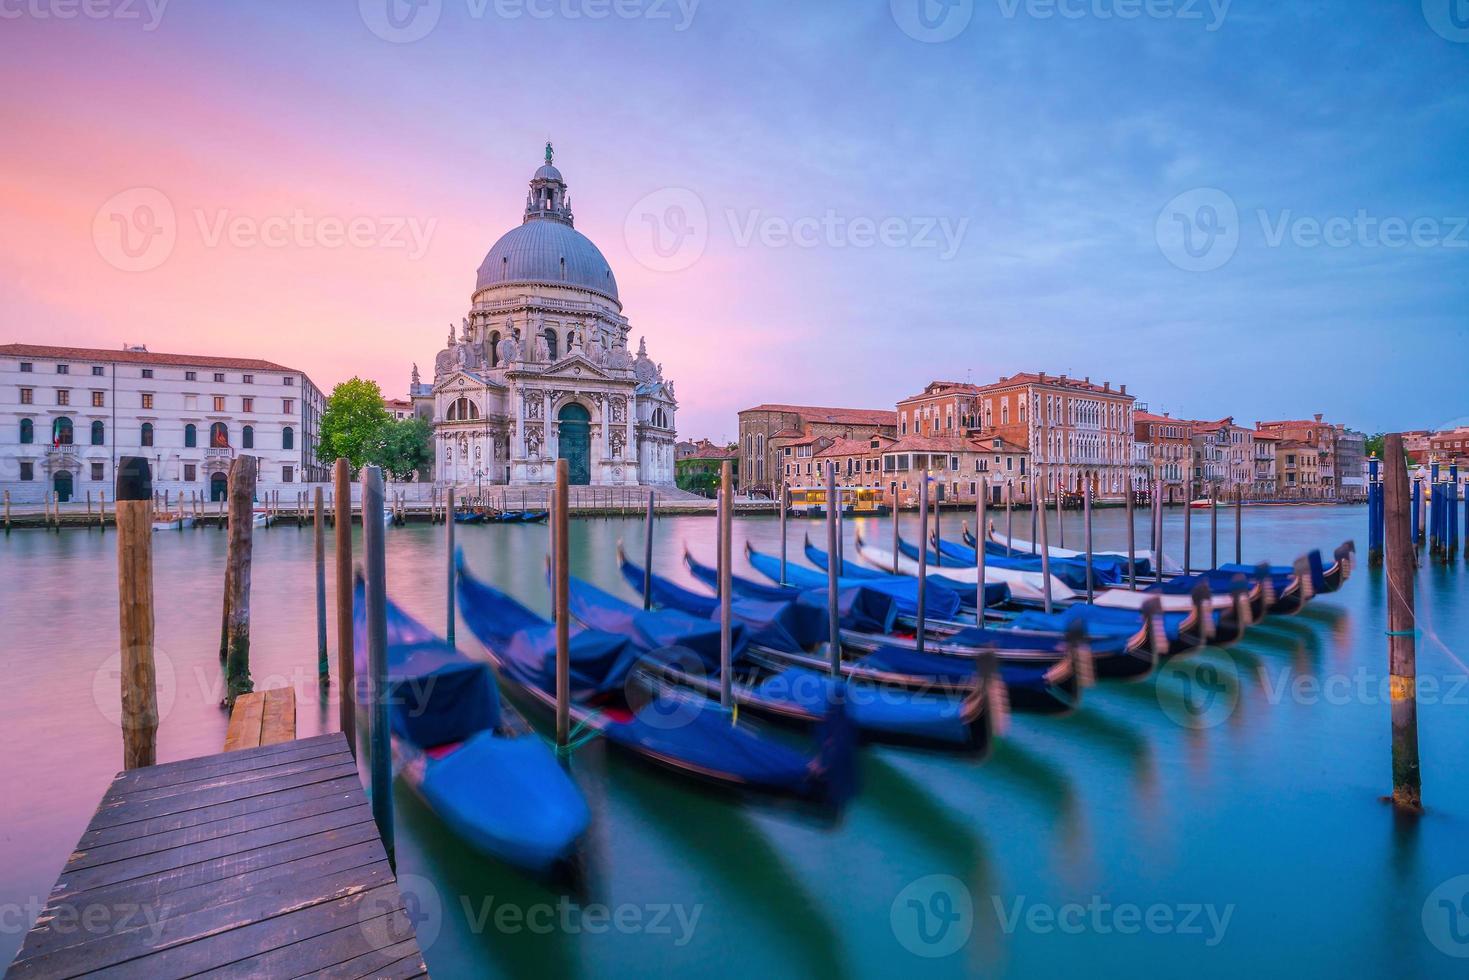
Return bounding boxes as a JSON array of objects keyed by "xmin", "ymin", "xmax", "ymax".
[
  {"xmin": 0, "ymin": 343, "xmax": 324, "ymax": 504},
  {"xmin": 427, "ymin": 145, "xmax": 677, "ymax": 488}
]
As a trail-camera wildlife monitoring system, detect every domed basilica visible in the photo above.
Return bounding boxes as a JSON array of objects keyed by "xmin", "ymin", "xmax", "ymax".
[{"xmin": 418, "ymin": 144, "xmax": 677, "ymax": 487}]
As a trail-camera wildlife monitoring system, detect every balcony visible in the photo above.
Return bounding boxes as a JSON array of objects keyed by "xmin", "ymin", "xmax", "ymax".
[{"xmin": 205, "ymin": 446, "xmax": 235, "ymax": 465}]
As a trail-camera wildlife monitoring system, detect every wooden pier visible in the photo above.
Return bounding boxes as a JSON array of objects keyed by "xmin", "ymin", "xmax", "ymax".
[{"xmin": 4, "ymin": 732, "xmax": 427, "ymax": 979}]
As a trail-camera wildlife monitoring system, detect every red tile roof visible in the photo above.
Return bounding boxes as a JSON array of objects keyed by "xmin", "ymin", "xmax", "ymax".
[
  {"xmin": 684, "ymin": 444, "xmax": 737, "ymax": 459},
  {"xmin": 978, "ymin": 372, "xmax": 1133, "ymax": 398},
  {"xmin": 815, "ymin": 435, "xmax": 893, "ymax": 458},
  {"xmin": 741, "ymin": 404, "xmax": 897, "ymax": 427},
  {"xmin": 1, "ymin": 343, "xmax": 304, "ymax": 375}
]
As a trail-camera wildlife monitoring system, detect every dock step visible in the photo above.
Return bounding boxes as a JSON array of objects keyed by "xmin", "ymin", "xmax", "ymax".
[{"xmin": 223, "ymin": 687, "xmax": 296, "ymax": 751}]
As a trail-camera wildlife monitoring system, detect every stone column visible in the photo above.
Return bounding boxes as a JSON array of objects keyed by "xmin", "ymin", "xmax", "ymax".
[
  {"xmin": 599, "ymin": 394, "xmax": 610, "ymax": 473},
  {"xmin": 514, "ymin": 384, "xmax": 525, "ymax": 459},
  {"xmin": 624, "ymin": 396, "xmax": 634, "ymax": 474},
  {"xmin": 543, "ymin": 391, "xmax": 553, "ymax": 460}
]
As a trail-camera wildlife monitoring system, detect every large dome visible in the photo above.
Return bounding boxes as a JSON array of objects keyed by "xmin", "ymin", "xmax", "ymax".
[{"xmin": 475, "ymin": 219, "xmax": 619, "ymax": 303}]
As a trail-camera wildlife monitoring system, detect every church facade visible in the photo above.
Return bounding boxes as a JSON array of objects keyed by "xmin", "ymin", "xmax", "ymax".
[{"xmin": 423, "ymin": 145, "xmax": 677, "ymax": 488}]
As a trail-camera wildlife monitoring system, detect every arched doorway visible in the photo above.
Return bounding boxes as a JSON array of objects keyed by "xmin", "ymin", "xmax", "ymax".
[
  {"xmin": 53, "ymin": 470, "xmax": 73, "ymax": 502},
  {"xmin": 210, "ymin": 472, "xmax": 227, "ymax": 502},
  {"xmin": 557, "ymin": 403, "xmax": 591, "ymax": 485}
]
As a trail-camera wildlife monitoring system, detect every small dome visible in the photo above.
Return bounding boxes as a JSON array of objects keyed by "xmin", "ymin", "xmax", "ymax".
[
  {"xmin": 475, "ymin": 219, "xmax": 619, "ymax": 303},
  {"xmin": 533, "ymin": 164, "xmax": 563, "ymax": 182}
]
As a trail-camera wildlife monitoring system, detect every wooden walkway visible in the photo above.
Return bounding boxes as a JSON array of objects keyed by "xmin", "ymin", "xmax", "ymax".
[{"xmin": 5, "ymin": 733, "xmax": 426, "ymax": 979}]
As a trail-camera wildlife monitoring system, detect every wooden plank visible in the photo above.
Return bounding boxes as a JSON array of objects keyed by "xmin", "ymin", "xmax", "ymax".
[
  {"xmin": 111, "ymin": 734, "xmax": 342, "ymax": 790},
  {"xmin": 306, "ymin": 936, "xmax": 423, "ymax": 979},
  {"xmin": 222, "ymin": 691, "xmax": 265, "ymax": 751},
  {"xmin": 89, "ymin": 760, "xmax": 360, "ymax": 830},
  {"xmin": 260, "ymin": 688, "xmax": 297, "ymax": 746},
  {"xmin": 111, "ymin": 737, "xmax": 346, "ymax": 796},
  {"xmin": 197, "ymin": 916, "xmax": 420, "ymax": 979}
]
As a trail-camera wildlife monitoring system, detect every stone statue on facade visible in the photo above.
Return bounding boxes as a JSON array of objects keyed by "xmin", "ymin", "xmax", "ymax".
[{"xmin": 497, "ymin": 329, "xmax": 521, "ymax": 365}]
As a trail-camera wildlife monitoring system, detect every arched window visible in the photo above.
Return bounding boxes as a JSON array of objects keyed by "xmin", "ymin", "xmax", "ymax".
[
  {"xmin": 544, "ymin": 328, "xmax": 558, "ymax": 360},
  {"xmin": 488, "ymin": 331, "xmax": 501, "ymax": 367},
  {"xmin": 19, "ymin": 418, "xmax": 33, "ymax": 444},
  {"xmin": 141, "ymin": 422, "xmax": 154, "ymax": 447},
  {"xmin": 447, "ymin": 398, "xmax": 479, "ymax": 421},
  {"xmin": 210, "ymin": 422, "xmax": 229, "ymax": 447},
  {"xmin": 242, "ymin": 425, "xmax": 254, "ymax": 450},
  {"xmin": 184, "ymin": 423, "xmax": 197, "ymax": 448},
  {"xmin": 282, "ymin": 426, "xmax": 294, "ymax": 450},
  {"xmin": 91, "ymin": 420, "xmax": 105, "ymax": 445},
  {"xmin": 53, "ymin": 417, "xmax": 74, "ymax": 445}
]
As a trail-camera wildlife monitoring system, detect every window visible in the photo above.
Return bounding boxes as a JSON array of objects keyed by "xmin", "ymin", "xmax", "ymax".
[
  {"xmin": 91, "ymin": 420, "xmax": 104, "ymax": 445},
  {"xmin": 140, "ymin": 422, "xmax": 153, "ymax": 447},
  {"xmin": 141, "ymin": 392, "xmax": 153, "ymax": 410},
  {"xmin": 19, "ymin": 418, "xmax": 33, "ymax": 444},
  {"xmin": 213, "ymin": 372, "xmax": 225, "ymax": 383},
  {"xmin": 243, "ymin": 374, "xmax": 253, "ymax": 384},
  {"xmin": 19, "ymin": 362, "xmax": 31, "ymax": 373},
  {"xmin": 185, "ymin": 370, "xmax": 197, "ymax": 382},
  {"xmin": 141, "ymin": 368, "xmax": 153, "ymax": 379},
  {"xmin": 19, "ymin": 461, "xmax": 33, "ymax": 481},
  {"xmin": 184, "ymin": 423, "xmax": 197, "ymax": 448},
  {"xmin": 19, "ymin": 387, "xmax": 32, "ymax": 405},
  {"xmin": 242, "ymin": 397, "xmax": 254, "ymax": 413},
  {"xmin": 57, "ymin": 390, "xmax": 70, "ymax": 406},
  {"xmin": 447, "ymin": 398, "xmax": 479, "ymax": 421},
  {"xmin": 282, "ymin": 426, "xmax": 294, "ymax": 450},
  {"xmin": 56, "ymin": 364, "xmax": 69, "ymax": 375},
  {"xmin": 284, "ymin": 376, "xmax": 294, "ymax": 386},
  {"xmin": 92, "ymin": 366, "xmax": 104, "ymax": 376},
  {"xmin": 544, "ymin": 328, "xmax": 559, "ymax": 360},
  {"xmin": 213, "ymin": 396, "xmax": 225, "ymax": 412},
  {"xmin": 283, "ymin": 398, "xmax": 294, "ymax": 414},
  {"xmin": 184, "ymin": 463, "xmax": 196, "ymax": 482},
  {"xmin": 242, "ymin": 425, "xmax": 254, "ymax": 449},
  {"xmin": 282, "ymin": 465, "xmax": 294, "ymax": 483},
  {"xmin": 92, "ymin": 391, "xmax": 105, "ymax": 407},
  {"xmin": 91, "ymin": 462, "xmax": 105, "ymax": 481},
  {"xmin": 210, "ymin": 422, "xmax": 229, "ymax": 447}
]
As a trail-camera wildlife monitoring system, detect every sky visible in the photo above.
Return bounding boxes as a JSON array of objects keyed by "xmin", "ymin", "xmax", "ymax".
[{"xmin": 1, "ymin": 1, "xmax": 1466, "ymax": 441}]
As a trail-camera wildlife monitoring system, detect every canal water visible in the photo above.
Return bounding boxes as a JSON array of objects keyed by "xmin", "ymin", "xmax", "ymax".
[{"xmin": 2, "ymin": 505, "xmax": 1466, "ymax": 977}]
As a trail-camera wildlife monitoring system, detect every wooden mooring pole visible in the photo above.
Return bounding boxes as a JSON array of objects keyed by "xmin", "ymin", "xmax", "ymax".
[
  {"xmin": 824, "ymin": 462, "xmax": 839, "ymax": 674},
  {"xmin": 3, "ymin": 489, "xmax": 9, "ymax": 535},
  {"xmin": 722, "ymin": 461, "xmax": 737, "ymax": 696},
  {"xmin": 1005, "ymin": 479, "xmax": 1014, "ymax": 555},
  {"xmin": 360, "ymin": 465, "xmax": 396, "ymax": 868},
  {"xmin": 1183, "ymin": 480, "xmax": 1193, "ymax": 573},
  {"xmin": 1083, "ymin": 481, "xmax": 1094, "ymax": 602},
  {"xmin": 1038, "ymin": 484, "xmax": 1054, "ymax": 614},
  {"xmin": 1209, "ymin": 483, "xmax": 1219, "ymax": 570},
  {"xmin": 976, "ymin": 477, "xmax": 987, "ymax": 615},
  {"xmin": 554, "ymin": 459, "xmax": 570, "ymax": 748},
  {"xmin": 779, "ymin": 481, "xmax": 790, "ymax": 585},
  {"xmin": 891, "ymin": 481, "xmax": 900, "ymax": 575},
  {"xmin": 314, "ymin": 487, "xmax": 328, "ymax": 683},
  {"xmin": 334, "ymin": 459, "xmax": 356, "ymax": 757},
  {"xmin": 116, "ymin": 457, "xmax": 158, "ymax": 769},
  {"xmin": 643, "ymin": 489, "xmax": 655, "ymax": 609},
  {"xmin": 1125, "ymin": 479, "xmax": 1136, "ymax": 590},
  {"xmin": 445, "ymin": 486, "xmax": 456, "ymax": 644},
  {"xmin": 916, "ymin": 472, "xmax": 929, "ymax": 654},
  {"xmin": 223, "ymin": 455, "xmax": 257, "ymax": 706},
  {"xmin": 1235, "ymin": 486, "xmax": 1243, "ymax": 565},
  {"xmin": 1383, "ymin": 434, "xmax": 1420, "ymax": 811}
]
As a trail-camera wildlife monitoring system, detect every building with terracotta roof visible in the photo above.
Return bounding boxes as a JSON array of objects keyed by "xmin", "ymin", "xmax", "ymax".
[
  {"xmin": 902, "ymin": 371, "xmax": 1135, "ymax": 500},
  {"xmin": 878, "ymin": 433, "xmax": 1030, "ymax": 509},
  {"xmin": 806, "ymin": 434, "xmax": 895, "ymax": 490},
  {"xmin": 1, "ymin": 342, "xmax": 325, "ymax": 504},
  {"xmin": 738, "ymin": 403, "xmax": 897, "ymax": 496},
  {"xmin": 1256, "ymin": 414, "xmax": 1366, "ymax": 499},
  {"xmin": 1250, "ymin": 430, "xmax": 1280, "ymax": 495},
  {"xmin": 1134, "ymin": 410, "xmax": 1190, "ymax": 503}
]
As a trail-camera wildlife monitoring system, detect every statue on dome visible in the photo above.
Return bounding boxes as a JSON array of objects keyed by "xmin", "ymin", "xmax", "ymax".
[
  {"xmin": 497, "ymin": 329, "xmax": 521, "ymax": 365},
  {"xmin": 411, "ymin": 363, "xmax": 420, "ymax": 386},
  {"xmin": 545, "ymin": 141, "xmax": 554, "ymax": 166}
]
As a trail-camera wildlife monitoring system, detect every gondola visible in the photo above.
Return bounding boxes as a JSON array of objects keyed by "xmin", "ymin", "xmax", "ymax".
[
  {"xmin": 794, "ymin": 537, "xmax": 1014, "ymax": 611},
  {"xmin": 562, "ymin": 572, "xmax": 1004, "ymax": 750},
  {"xmin": 849, "ymin": 532, "xmax": 1078, "ymax": 607},
  {"xmin": 968, "ymin": 525, "xmax": 1184, "ymax": 577},
  {"xmin": 453, "ymin": 510, "xmax": 487, "ymax": 524},
  {"xmin": 932, "ymin": 531, "xmax": 1127, "ymax": 589},
  {"xmin": 351, "ymin": 580, "xmax": 589, "ymax": 876},
  {"xmin": 457, "ymin": 555, "xmax": 859, "ymax": 808},
  {"xmin": 488, "ymin": 509, "xmax": 549, "ymax": 524},
  {"xmin": 744, "ymin": 541, "xmax": 964, "ymax": 620}
]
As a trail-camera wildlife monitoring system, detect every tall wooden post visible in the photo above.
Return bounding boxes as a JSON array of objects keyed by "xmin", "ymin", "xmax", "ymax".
[
  {"xmin": 825, "ymin": 462, "xmax": 840, "ymax": 674},
  {"xmin": 1235, "ymin": 486, "xmax": 1243, "ymax": 565},
  {"xmin": 99, "ymin": 489, "xmax": 106, "ymax": 533},
  {"xmin": 1183, "ymin": 482, "xmax": 1193, "ymax": 573},
  {"xmin": 1055, "ymin": 480, "xmax": 1065, "ymax": 549},
  {"xmin": 223, "ymin": 455, "xmax": 257, "ymax": 706},
  {"xmin": 721, "ymin": 461, "xmax": 737, "ymax": 696},
  {"xmin": 1209, "ymin": 483, "xmax": 1219, "ymax": 570},
  {"xmin": 1154, "ymin": 479, "xmax": 1165, "ymax": 578},
  {"xmin": 779, "ymin": 481, "xmax": 789, "ymax": 585},
  {"xmin": 932, "ymin": 483, "xmax": 942, "ymax": 564},
  {"xmin": 3, "ymin": 489, "xmax": 9, "ymax": 535},
  {"xmin": 1125, "ymin": 477, "xmax": 1136, "ymax": 590},
  {"xmin": 115, "ymin": 457, "xmax": 158, "ymax": 770},
  {"xmin": 314, "ymin": 487, "xmax": 328, "ymax": 683},
  {"xmin": 1083, "ymin": 481, "xmax": 1094, "ymax": 602},
  {"xmin": 86, "ymin": 490, "xmax": 92, "ymax": 518},
  {"xmin": 1410, "ymin": 477, "xmax": 1421, "ymax": 547},
  {"xmin": 553, "ymin": 459, "xmax": 570, "ymax": 747},
  {"xmin": 916, "ymin": 473, "xmax": 929, "ymax": 654},
  {"xmin": 360, "ymin": 465, "xmax": 395, "ymax": 868},
  {"xmin": 976, "ymin": 477, "xmax": 987, "ymax": 616},
  {"xmin": 1030, "ymin": 479, "xmax": 1038, "ymax": 555},
  {"xmin": 334, "ymin": 459, "xmax": 356, "ymax": 757},
  {"xmin": 643, "ymin": 489, "xmax": 655, "ymax": 609},
  {"xmin": 445, "ymin": 487, "xmax": 456, "ymax": 645},
  {"xmin": 891, "ymin": 481, "xmax": 900, "ymax": 575},
  {"xmin": 1383, "ymin": 434, "xmax": 1420, "ymax": 810},
  {"xmin": 1038, "ymin": 483, "xmax": 1054, "ymax": 614},
  {"xmin": 1005, "ymin": 479, "xmax": 1014, "ymax": 554}
]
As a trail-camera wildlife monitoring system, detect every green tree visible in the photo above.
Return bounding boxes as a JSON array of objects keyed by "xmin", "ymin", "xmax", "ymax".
[
  {"xmin": 375, "ymin": 417, "xmax": 433, "ymax": 481},
  {"xmin": 318, "ymin": 378, "xmax": 392, "ymax": 473},
  {"xmin": 1364, "ymin": 432, "xmax": 1385, "ymax": 459}
]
